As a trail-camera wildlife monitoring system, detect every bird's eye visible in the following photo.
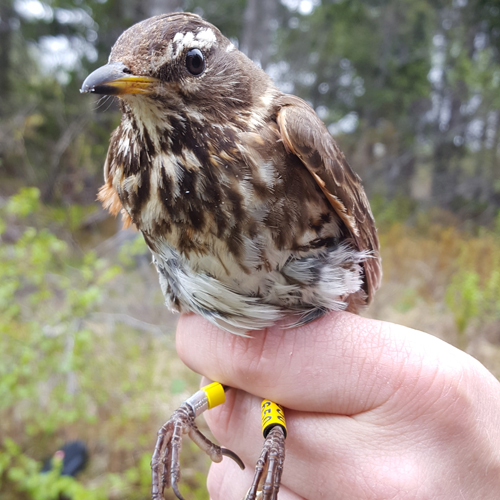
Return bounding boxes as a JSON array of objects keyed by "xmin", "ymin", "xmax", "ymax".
[{"xmin": 185, "ymin": 49, "xmax": 205, "ymax": 76}]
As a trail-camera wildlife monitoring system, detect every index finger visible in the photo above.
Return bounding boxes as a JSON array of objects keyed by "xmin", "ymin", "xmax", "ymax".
[{"xmin": 176, "ymin": 311, "xmax": 467, "ymax": 415}]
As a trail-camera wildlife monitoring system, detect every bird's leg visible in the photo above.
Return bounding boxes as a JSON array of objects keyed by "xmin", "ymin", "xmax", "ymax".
[
  {"xmin": 245, "ymin": 400, "xmax": 287, "ymax": 500},
  {"xmin": 151, "ymin": 382, "xmax": 245, "ymax": 500}
]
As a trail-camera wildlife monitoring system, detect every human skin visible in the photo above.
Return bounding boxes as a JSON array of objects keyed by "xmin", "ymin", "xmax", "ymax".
[{"xmin": 176, "ymin": 312, "xmax": 500, "ymax": 500}]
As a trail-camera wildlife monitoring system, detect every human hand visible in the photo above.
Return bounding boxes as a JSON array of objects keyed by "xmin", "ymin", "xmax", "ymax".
[{"xmin": 176, "ymin": 312, "xmax": 500, "ymax": 499}]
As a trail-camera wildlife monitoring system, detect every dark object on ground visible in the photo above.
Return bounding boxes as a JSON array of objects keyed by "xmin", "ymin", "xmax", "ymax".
[{"xmin": 41, "ymin": 440, "xmax": 88, "ymax": 477}]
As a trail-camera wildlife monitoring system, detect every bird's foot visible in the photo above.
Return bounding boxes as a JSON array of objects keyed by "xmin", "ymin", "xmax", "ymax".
[
  {"xmin": 151, "ymin": 384, "xmax": 244, "ymax": 500},
  {"xmin": 245, "ymin": 425, "xmax": 286, "ymax": 500}
]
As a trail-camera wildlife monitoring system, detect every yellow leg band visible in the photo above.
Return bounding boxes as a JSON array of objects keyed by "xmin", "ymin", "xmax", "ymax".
[
  {"xmin": 201, "ymin": 382, "xmax": 225, "ymax": 410},
  {"xmin": 261, "ymin": 399, "xmax": 287, "ymax": 438}
]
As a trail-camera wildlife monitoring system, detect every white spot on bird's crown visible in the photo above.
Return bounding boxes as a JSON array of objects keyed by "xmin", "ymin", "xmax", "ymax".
[
  {"xmin": 195, "ymin": 28, "xmax": 217, "ymax": 45},
  {"xmin": 172, "ymin": 28, "xmax": 217, "ymax": 58}
]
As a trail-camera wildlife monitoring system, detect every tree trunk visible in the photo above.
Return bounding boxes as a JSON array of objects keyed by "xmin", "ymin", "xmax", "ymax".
[
  {"xmin": 241, "ymin": 0, "xmax": 278, "ymax": 69},
  {"xmin": 147, "ymin": 0, "xmax": 185, "ymax": 17},
  {"xmin": 0, "ymin": 1, "xmax": 14, "ymax": 109}
]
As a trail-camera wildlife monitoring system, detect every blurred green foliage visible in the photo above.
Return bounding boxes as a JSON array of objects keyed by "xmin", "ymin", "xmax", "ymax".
[
  {"xmin": 370, "ymin": 194, "xmax": 417, "ymax": 228},
  {"xmin": 445, "ymin": 240, "xmax": 500, "ymax": 347},
  {"xmin": 1, "ymin": 438, "xmax": 108, "ymax": 500},
  {"xmin": 0, "ymin": 188, "xmax": 208, "ymax": 499}
]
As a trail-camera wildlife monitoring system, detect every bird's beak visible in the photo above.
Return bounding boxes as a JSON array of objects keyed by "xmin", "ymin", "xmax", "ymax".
[{"xmin": 80, "ymin": 62, "xmax": 159, "ymax": 95}]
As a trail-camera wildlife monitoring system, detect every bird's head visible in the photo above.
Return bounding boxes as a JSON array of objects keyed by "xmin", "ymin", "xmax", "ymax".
[{"xmin": 81, "ymin": 13, "xmax": 272, "ymax": 123}]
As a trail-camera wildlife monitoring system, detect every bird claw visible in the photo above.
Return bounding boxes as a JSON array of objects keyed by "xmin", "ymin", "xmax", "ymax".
[
  {"xmin": 151, "ymin": 402, "xmax": 244, "ymax": 500},
  {"xmin": 245, "ymin": 426, "xmax": 286, "ymax": 500}
]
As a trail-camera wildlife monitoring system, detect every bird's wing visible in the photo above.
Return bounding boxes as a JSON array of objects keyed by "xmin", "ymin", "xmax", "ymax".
[{"xmin": 276, "ymin": 95, "xmax": 382, "ymax": 300}]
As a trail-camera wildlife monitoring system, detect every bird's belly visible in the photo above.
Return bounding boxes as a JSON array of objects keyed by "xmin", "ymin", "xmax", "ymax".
[{"xmin": 150, "ymin": 234, "xmax": 368, "ymax": 335}]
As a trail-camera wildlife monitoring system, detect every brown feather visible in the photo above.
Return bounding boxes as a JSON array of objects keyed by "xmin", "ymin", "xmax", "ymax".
[
  {"xmin": 98, "ymin": 178, "xmax": 133, "ymax": 229},
  {"xmin": 276, "ymin": 95, "xmax": 382, "ymax": 300}
]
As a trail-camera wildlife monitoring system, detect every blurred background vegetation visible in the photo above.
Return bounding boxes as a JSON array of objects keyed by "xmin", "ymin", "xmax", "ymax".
[{"xmin": 1, "ymin": 0, "xmax": 500, "ymax": 498}]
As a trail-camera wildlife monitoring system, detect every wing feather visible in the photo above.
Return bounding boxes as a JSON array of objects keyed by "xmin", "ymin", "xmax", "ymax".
[{"xmin": 276, "ymin": 95, "xmax": 382, "ymax": 300}]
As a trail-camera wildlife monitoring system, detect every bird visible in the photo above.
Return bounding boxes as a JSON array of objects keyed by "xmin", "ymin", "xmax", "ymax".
[{"xmin": 81, "ymin": 11, "xmax": 381, "ymax": 500}]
